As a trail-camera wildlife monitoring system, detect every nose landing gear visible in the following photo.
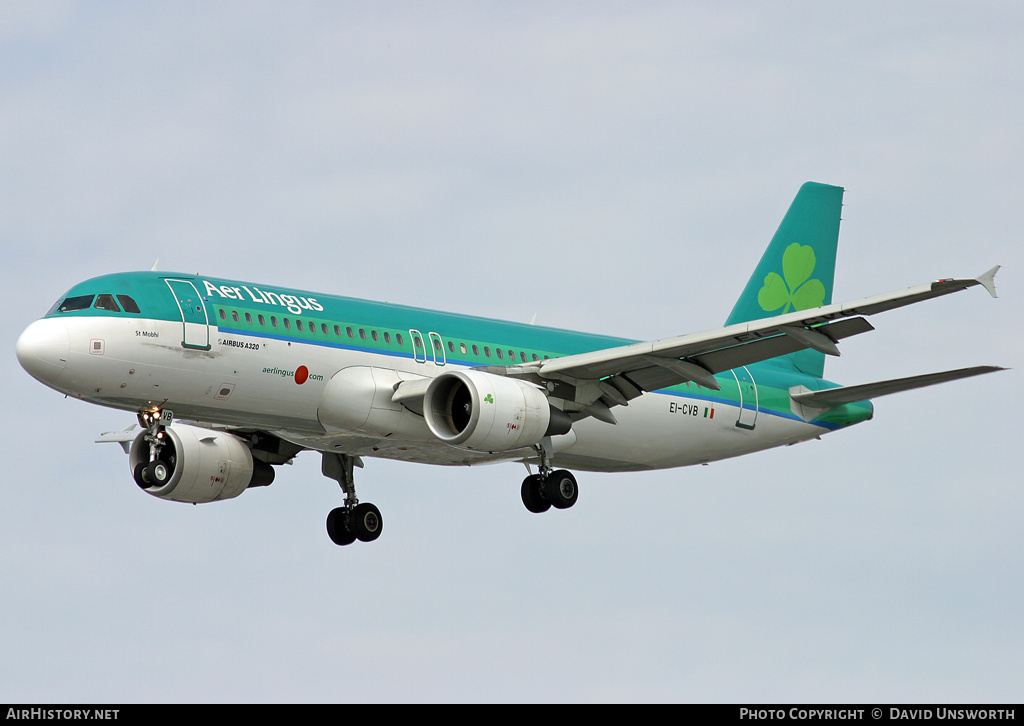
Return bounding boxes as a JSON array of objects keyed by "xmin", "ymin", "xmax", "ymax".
[{"xmin": 132, "ymin": 408, "xmax": 176, "ymax": 489}]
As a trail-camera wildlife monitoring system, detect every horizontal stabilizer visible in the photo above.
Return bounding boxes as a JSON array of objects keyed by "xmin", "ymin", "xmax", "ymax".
[{"xmin": 791, "ymin": 366, "xmax": 1006, "ymax": 407}]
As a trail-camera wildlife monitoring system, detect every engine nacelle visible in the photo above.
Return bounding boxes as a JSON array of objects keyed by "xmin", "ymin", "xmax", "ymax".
[
  {"xmin": 424, "ymin": 370, "xmax": 571, "ymax": 452},
  {"xmin": 318, "ymin": 366, "xmax": 432, "ymax": 439},
  {"xmin": 128, "ymin": 423, "xmax": 274, "ymax": 504}
]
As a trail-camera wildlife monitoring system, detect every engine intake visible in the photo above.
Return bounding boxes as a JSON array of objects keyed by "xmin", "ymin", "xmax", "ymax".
[
  {"xmin": 424, "ymin": 370, "xmax": 570, "ymax": 452},
  {"xmin": 129, "ymin": 423, "xmax": 274, "ymax": 503}
]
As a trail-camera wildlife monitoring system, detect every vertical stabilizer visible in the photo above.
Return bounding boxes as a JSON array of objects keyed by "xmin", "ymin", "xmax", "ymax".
[{"xmin": 725, "ymin": 182, "xmax": 844, "ymax": 378}]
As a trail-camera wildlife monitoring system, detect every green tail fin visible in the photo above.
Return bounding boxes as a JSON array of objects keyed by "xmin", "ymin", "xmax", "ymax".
[{"xmin": 725, "ymin": 182, "xmax": 844, "ymax": 378}]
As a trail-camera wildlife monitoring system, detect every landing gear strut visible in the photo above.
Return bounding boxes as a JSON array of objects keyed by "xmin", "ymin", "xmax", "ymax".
[
  {"xmin": 133, "ymin": 409, "xmax": 175, "ymax": 488},
  {"xmin": 322, "ymin": 453, "xmax": 382, "ymax": 546},
  {"xmin": 521, "ymin": 439, "xmax": 579, "ymax": 514}
]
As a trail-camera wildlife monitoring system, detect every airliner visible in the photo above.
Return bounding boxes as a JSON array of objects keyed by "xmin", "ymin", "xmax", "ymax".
[{"xmin": 16, "ymin": 182, "xmax": 1003, "ymax": 546}]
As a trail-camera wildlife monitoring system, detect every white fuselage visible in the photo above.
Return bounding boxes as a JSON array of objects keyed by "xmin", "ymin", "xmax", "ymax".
[{"xmin": 20, "ymin": 313, "xmax": 831, "ymax": 473}]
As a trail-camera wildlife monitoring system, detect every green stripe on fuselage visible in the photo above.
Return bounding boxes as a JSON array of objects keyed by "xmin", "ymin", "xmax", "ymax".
[{"xmin": 45, "ymin": 271, "xmax": 873, "ymax": 431}]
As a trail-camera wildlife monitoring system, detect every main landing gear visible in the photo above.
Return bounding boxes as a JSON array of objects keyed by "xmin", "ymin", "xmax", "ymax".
[
  {"xmin": 322, "ymin": 453, "xmax": 382, "ymax": 546},
  {"xmin": 521, "ymin": 441, "xmax": 579, "ymax": 514}
]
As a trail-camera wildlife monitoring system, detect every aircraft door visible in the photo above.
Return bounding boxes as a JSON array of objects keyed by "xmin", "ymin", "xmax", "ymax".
[
  {"xmin": 428, "ymin": 332, "xmax": 446, "ymax": 366},
  {"xmin": 732, "ymin": 366, "xmax": 758, "ymax": 430},
  {"xmin": 165, "ymin": 279, "xmax": 211, "ymax": 350},
  {"xmin": 409, "ymin": 329, "xmax": 427, "ymax": 363},
  {"xmin": 409, "ymin": 329, "xmax": 447, "ymax": 366}
]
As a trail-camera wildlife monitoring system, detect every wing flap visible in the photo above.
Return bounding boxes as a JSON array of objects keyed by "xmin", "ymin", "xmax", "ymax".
[
  {"xmin": 693, "ymin": 317, "xmax": 873, "ymax": 376},
  {"xmin": 596, "ymin": 317, "xmax": 874, "ymax": 399},
  {"xmin": 536, "ymin": 270, "xmax": 996, "ymax": 385}
]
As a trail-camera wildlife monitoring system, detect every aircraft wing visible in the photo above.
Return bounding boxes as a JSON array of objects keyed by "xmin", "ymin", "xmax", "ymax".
[
  {"xmin": 95, "ymin": 424, "xmax": 139, "ymax": 454},
  {"xmin": 503, "ymin": 267, "xmax": 1000, "ymax": 423}
]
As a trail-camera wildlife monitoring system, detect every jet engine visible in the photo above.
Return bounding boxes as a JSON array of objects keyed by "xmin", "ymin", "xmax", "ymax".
[
  {"xmin": 128, "ymin": 423, "xmax": 274, "ymax": 504},
  {"xmin": 424, "ymin": 370, "xmax": 571, "ymax": 452}
]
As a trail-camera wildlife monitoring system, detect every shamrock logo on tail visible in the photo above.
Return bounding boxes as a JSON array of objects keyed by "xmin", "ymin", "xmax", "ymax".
[{"xmin": 757, "ymin": 243, "xmax": 826, "ymax": 314}]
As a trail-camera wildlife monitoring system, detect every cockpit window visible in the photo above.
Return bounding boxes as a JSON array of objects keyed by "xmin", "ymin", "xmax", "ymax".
[
  {"xmin": 117, "ymin": 295, "xmax": 141, "ymax": 313},
  {"xmin": 56, "ymin": 295, "xmax": 95, "ymax": 312},
  {"xmin": 94, "ymin": 294, "xmax": 121, "ymax": 312}
]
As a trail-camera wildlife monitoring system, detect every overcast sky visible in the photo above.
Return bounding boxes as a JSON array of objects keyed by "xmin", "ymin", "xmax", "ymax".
[{"xmin": 2, "ymin": 1, "xmax": 1022, "ymax": 703}]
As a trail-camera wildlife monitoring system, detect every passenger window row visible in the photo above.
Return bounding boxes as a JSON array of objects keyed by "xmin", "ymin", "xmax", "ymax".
[
  {"xmin": 216, "ymin": 306, "xmax": 552, "ymax": 363},
  {"xmin": 217, "ymin": 307, "xmax": 405, "ymax": 346}
]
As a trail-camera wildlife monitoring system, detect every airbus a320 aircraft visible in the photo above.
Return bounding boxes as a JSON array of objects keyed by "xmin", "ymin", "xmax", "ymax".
[{"xmin": 17, "ymin": 183, "xmax": 1002, "ymax": 546}]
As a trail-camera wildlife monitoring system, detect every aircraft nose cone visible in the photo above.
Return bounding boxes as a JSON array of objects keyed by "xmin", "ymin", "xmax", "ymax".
[{"xmin": 17, "ymin": 318, "xmax": 70, "ymax": 385}]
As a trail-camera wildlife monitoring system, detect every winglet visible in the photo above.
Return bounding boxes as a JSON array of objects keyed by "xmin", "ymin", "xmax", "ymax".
[{"xmin": 976, "ymin": 266, "xmax": 1000, "ymax": 298}]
